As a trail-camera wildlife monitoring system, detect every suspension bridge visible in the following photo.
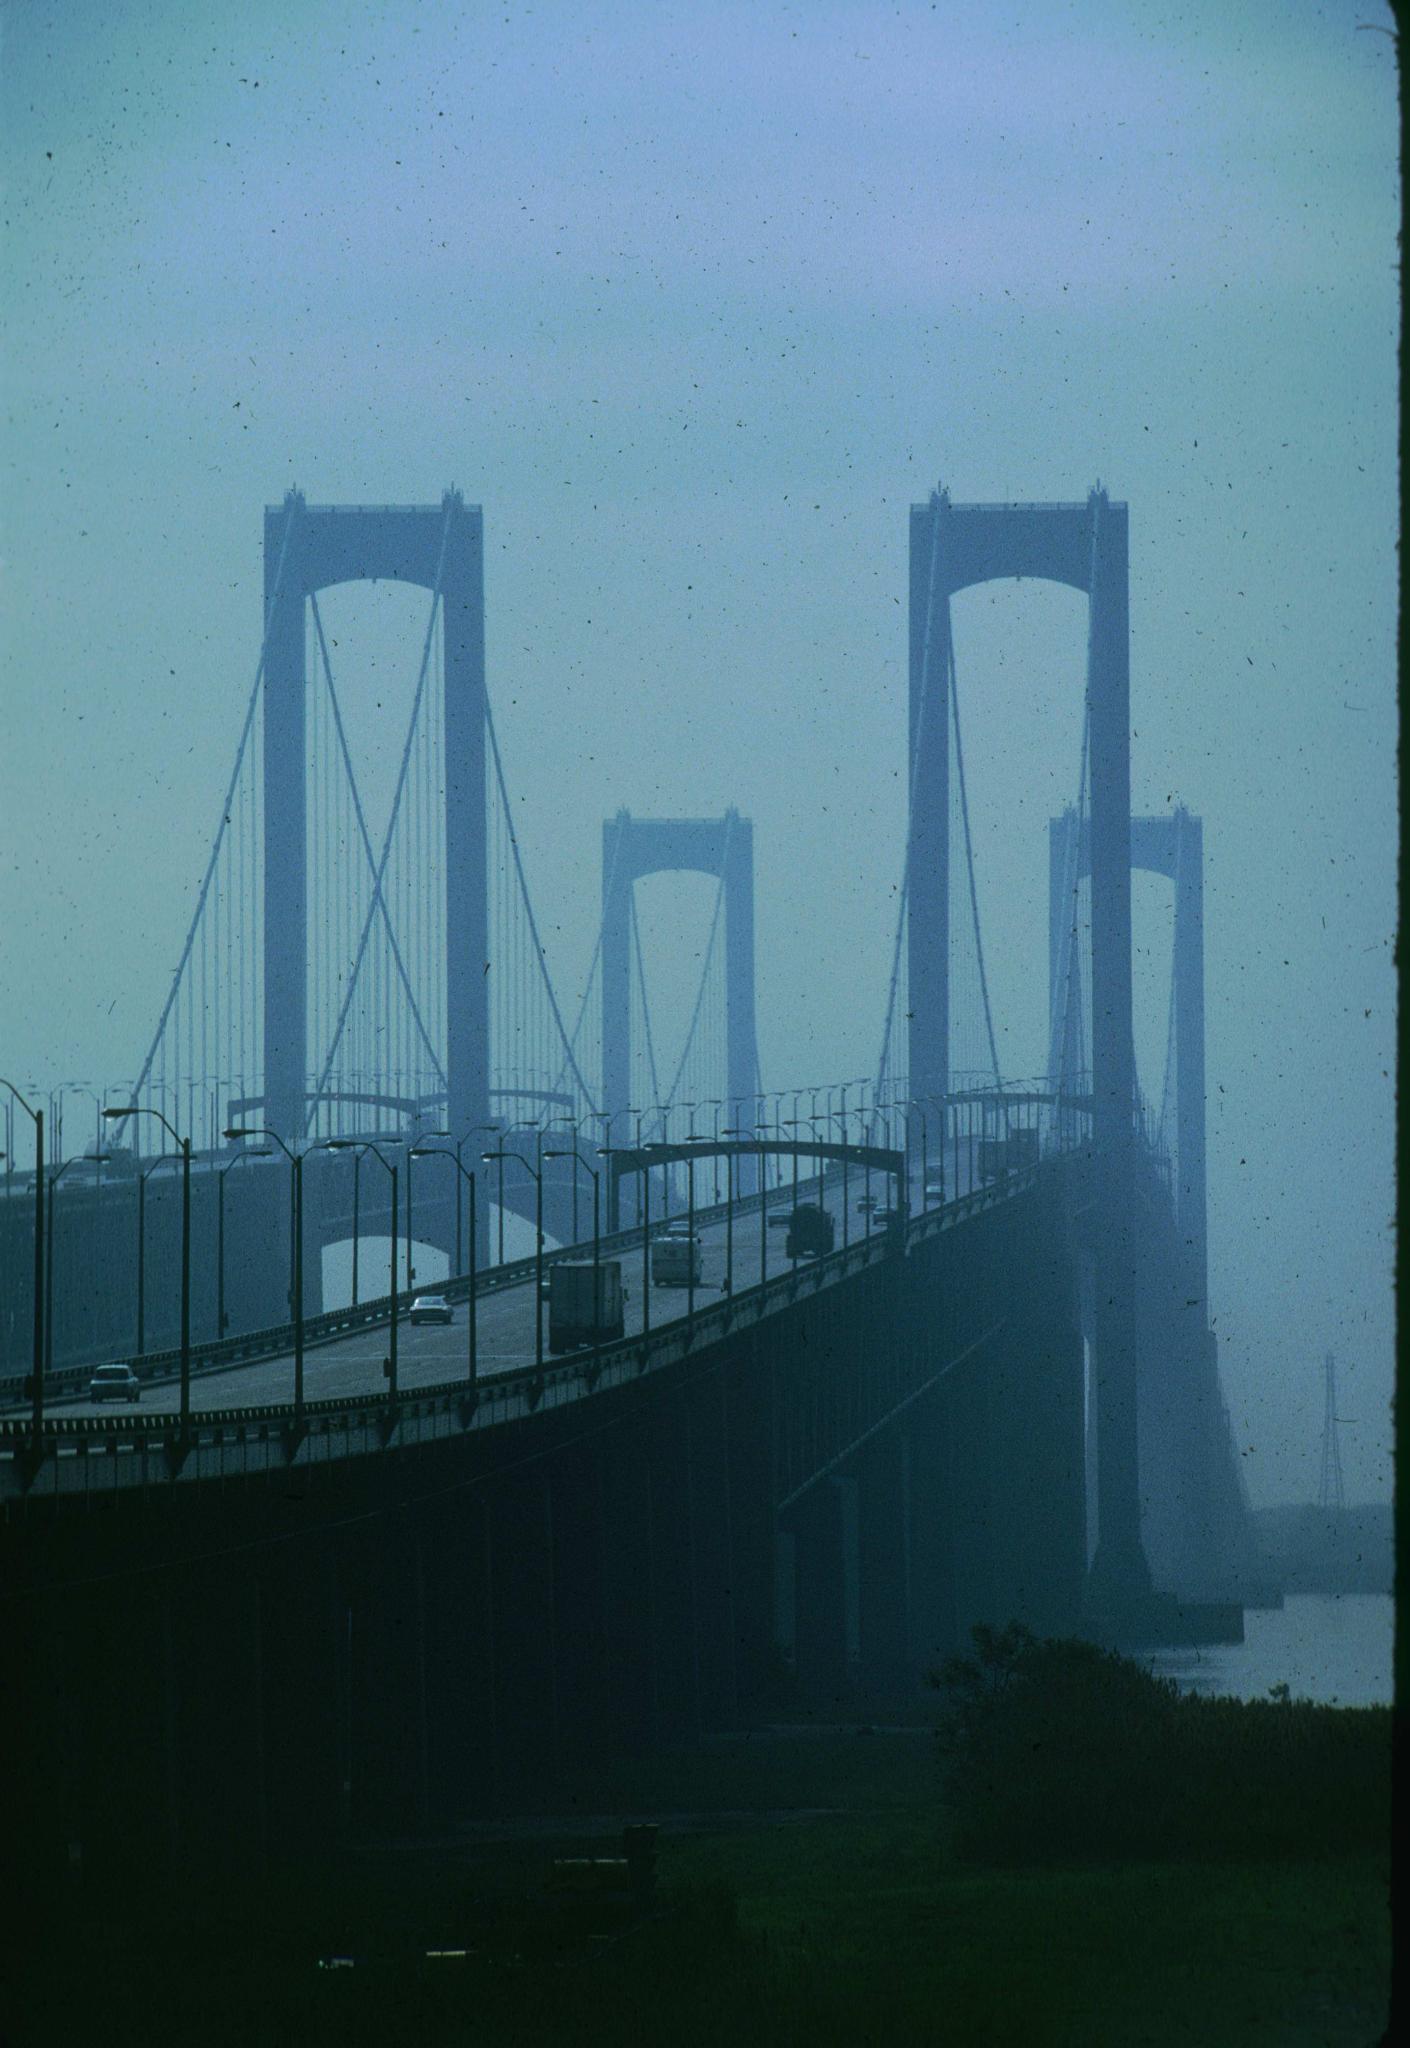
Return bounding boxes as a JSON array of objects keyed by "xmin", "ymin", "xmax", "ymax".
[{"xmin": 1, "ymin": 484, "xmax": 1265, "ymax": 1886}]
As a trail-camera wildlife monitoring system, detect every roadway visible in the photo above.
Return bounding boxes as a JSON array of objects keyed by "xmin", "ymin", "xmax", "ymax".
[{"xmin": 26, "ymin": 1134, "xmax": 1009, "ymax": 1420}]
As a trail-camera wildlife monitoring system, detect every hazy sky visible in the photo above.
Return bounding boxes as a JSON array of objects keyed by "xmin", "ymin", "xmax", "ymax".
[{"xmin": 0, "ymin": 0, "xmax": 1396, "ymax": 1504}]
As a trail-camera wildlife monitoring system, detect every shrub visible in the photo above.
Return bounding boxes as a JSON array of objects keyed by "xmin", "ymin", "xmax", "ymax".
[{"xmin": 931, "ymin": 1624, "xmax": 1390, "ymax": 1864}]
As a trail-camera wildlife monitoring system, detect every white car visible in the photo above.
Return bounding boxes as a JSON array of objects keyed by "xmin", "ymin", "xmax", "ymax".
[
  {"xmin": 89, "ymin": 1363, "xmax": 141, "ymax": 1404},
  {"xmin": 409, "ymin": 1294, "xmax": 453, "ymax": 1326}
]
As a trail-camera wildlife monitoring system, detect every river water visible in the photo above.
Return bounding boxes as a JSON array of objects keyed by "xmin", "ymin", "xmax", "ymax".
[{"xmin": 1144, "ymin": 1592, "xmax": 1394, "ymax": 1706}]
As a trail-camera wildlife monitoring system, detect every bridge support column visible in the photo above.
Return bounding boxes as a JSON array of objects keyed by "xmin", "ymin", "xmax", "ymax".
[
  {"xmin": 683, "ymin": 1370, "xmax": 740, "ymax": 1729},
  {"xmin": 645, "ymin": 1386, "xmax": 704, "ymax": 1741},
  {"xmin": 548, "ymin": 1445, "xmax": 612, "ymax": 1770},
  {"xmin": 786, "ymin": 1475, "xmax": 858, "ymax": 1707},
  {"xmin": 724, "ymin": 1329, "xmax": 780, "ymax": 1714},
  {"xmin": 1172, "ymin": 807, "xmax": 1208, "ymax": 1303},
  {"xmin": 945, "ymin": 1350, "xmax": 999, "ymax": 1646},
  {"xmin": 906, "ymin": 1390, "xmax": 958, "ymax": 1670},
  {"xmin": 255, "ymin": 1541, "xmax": 343, "ymax": 1853},
  {"xmin": 855, "ymin": 1427, "xmax": 915, "ymax": 1693},
  {"xmin": 597, "ymin": 1417, "xmax": 661, "ymax": 1755},
  {"xmin": 989, "ymin": 1312, "xmax": 1086, "ymax": 1638},
  {"xmin": 485, "ymin": 1468, "xmax": 560, "ymax": 1786},
  {"xmin": 1085, "ymin": 495, "xmax": 1152, "ymax": 1612},
  {"xmin": 160, "ymin": 1556, "xmax": 278, "ymax": 1878}
]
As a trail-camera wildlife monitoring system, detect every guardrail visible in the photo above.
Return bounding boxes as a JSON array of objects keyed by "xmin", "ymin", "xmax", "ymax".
[{"xmin": 0, "ymin": 1154, "xmax": 1074, "ymax": 1494}]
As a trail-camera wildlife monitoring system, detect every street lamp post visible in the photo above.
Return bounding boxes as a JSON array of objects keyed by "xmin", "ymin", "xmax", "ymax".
[
  {"xmin": 405, "ymin": 1144, "xmax": 414, "ymax": 1294},
  {"xmin": 814, "ymin": 1109, "xmax": 851, "ymax": 1248},
  {"xmin": 631, "ymin": 1108, "xmax": 647, "ymax": 1229},
  {"xmin": 908, "ymin": 1099, "xmax": 930, "ymax": 1206},
  {"xmin": 216, "ymin": 1146, "xmax": 270, "ymax": 1340},
  {"xmin": 641, "ymin": 1147, "xmax": 650, "ymax": 1337},
  {"xmin": 781, "ymin": 1119, "xmax": 804, "ymax": 1267},
  {"xmin": 838, "ymin": 1112, "xmax": 850, "ymax": 1246},
  {"xmin": 601, "ymin": 1146, "xmax": 651, "ymax": 1340},
  {"xmin": 544, "ymin": 1149, "xmax": 600, "ymax": 1347},
  {"xmin": 45, "ymin": 1153, "xmax": 107, "ymax": 1374},
  {"xmin": 761, "ymin": 1131, "xmax": 769, "ymax": 1286},
  {"xmin": 457, "ymin": 1125, "xmax": 500, "ymax": 1266},
  {"xmin": 328, "ymin": 1141, "xmax": 398, "ymax": 1397},
  {"xmin": 418, "ymin": 1129, "xmax": 470, "ymax": 1278},
  {"xmin": 721, "ymin": 1127, "xmax": 753, "ymax": 1294},
  {"xmin": 223, "ymin": 1123, "xmax": 304, "ymax": 1420},
  {"xmin": 106, "ymin": 1105, "xmax": 192, "ymax": 1429},
  {"xmin": 927, "ymin": 1095, "xmax": 946, "ymax": 1204},
  {"xmin": 589, "ymin": 1111, "xmax": 616, "ymax": 1228},
  {"xmin": 679, "ymin": 1138, "xmax": 709, "ymax": 1327},
  {"xmin": 558, "ymin": 1117, "xmax": 585, "ymax": 1244},
  {"xmin": 483, "ymin": 1150, "xmax": 544, "ymax": 1371},
  {"xmin": 700, "ymin": 1101, "xmax": 723, "ymax": 1204},
  {"xmin": 3, "ymin": 1081, "xmax": 45, "ymax": 1435},
  {"xmin": 137, "ymin": 1159, "xmax": 157, "ymax": 1356},
  {"xmin": 650, "ymin": 1105, "xmax": 673, "ymax": 1222},
  {"xmin": 351, "ymin": 1148, "xmax": 361, "ymax": 1304},
  {"xmin": 411, "ymin": 1146, "xmax": 478, "ymax": 1386}
]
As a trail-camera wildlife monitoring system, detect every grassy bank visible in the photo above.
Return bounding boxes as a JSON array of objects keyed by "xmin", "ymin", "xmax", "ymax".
[{"xmin": 5, "ymin": 1673, "xmax": 1391, "ymax": 2045}]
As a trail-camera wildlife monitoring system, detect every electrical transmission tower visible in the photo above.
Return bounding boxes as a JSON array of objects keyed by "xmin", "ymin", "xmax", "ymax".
[{"xmin": 1318, "ymin": 1351, "xmax": 1345, "ymax": 1513}]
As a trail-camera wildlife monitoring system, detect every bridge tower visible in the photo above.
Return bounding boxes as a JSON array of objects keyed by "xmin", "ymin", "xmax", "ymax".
[
  {"xmin": 261, "ymin": 492, "xmax": 489, "ymax": 1147},
  {"xmin": 909, "ymin": 488, "xmax": 1149, "ymax": 1606},
  {"xmin": 601, "ymin": 809, "xmax": 759, "ymax": 1198},
  {"xmin": 1049, "ymin": 803, "xmax": 1234, "ymax": 1595},
  {"xmin": 1049, "ymin": 804, "xmax": 1207, "ymax": 1299}
]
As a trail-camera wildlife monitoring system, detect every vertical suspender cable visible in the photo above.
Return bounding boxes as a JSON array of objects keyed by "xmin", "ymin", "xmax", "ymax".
[
  {"xmin": 484, "ymin": 693, "xmax": 599, "ymax": 1112},
  {"xmin": 125, "ymin": 499, "xmax": 297, "ymax": 1121},
  {"xmin": 948, "ymin": 624, "xmax": 1003, "ymax": 1092},
  {"xmin": 630, "ymin": 890, "xmax": 664, "ymax": 1136},
  {"xmin": 872, "ymin": 491, "xmax": 943, "ymax": 1113}
]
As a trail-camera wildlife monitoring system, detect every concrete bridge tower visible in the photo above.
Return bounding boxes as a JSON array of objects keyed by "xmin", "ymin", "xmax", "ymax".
[
  {"xmin": 600, "ymin": 809, "xmax": 760, "ymax": 1200},
  {"xmin": 261, "ymin": 492, "xmax": 489, "ymax": 1149},
  {"xmin": 908, "ymin": 488, "xmax": 1149, "ymax": 1611}
]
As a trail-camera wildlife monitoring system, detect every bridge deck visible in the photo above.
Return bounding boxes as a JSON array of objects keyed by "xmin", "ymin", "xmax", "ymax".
[{"xmin": 0, "ymin": 1137, "xmax": 1074, "ymax": 1498}]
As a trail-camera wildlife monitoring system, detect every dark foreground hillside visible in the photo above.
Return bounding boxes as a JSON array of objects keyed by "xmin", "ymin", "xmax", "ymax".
[{"xmin": 3, "ymin": 1636, "xmax": 1391, "ymax": 2046}]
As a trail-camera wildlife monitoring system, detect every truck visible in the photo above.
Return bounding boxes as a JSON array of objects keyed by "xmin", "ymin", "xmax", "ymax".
[
  {"xmin": 651, "ymin": 1231, "xmax": 703, "ymax": 1287},
  {"xmin": 976, "ymin": 1126, "xmax": 1040, "ymax": 1183},
  {"xmin": 785, "ymin": 1202, "xmax": 835, "ymax": 1259},
  {"xmin": 548, "ymin": 1260, "xmax": 625, "ymax": 1353}
]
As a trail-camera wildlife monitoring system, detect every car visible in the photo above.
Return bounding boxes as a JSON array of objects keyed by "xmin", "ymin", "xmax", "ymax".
[
  {"xmin": 409, "ymin": 1294, "xmax": 454, "ymax": 1326},
  {"xmin": 871, "ymin": 1206, "xmax": 899, "ymax": 1228},
  {"xmin": 651, "ymin": 1233, "xmax": 704, "ymax": 1286},
  {"xmin": 855, "ymin": 1193, "xmax": 878, "ymax": 1213},
  {"xmin": 89, "ymin": 1363, "xmax": 140, "ymax": 1404}
]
